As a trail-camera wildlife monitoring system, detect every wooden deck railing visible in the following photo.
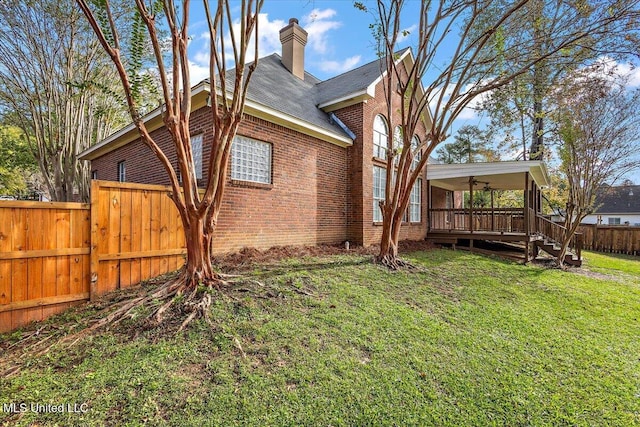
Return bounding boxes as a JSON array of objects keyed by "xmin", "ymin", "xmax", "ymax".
[
  {"xmin": 535, "ymin": 215, "xmax": 582, "ymax": 259},
  {"xmin": 429, "ymin": 208, "xmax": 526, "ymax": 233},
  {"xmin": 429, "ymin": 208, "xmax": 582, "ymax": 259}
]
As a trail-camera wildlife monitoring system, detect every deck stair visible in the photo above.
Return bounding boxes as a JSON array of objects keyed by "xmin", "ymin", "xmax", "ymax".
[{"xmin": 534, "ymin": 236, "xmax": 582, "ymax": 266}]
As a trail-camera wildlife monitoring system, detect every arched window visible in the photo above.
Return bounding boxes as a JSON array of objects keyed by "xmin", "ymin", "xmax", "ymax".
[
  {"xmin": 411, "ymin": 135, "xmax": 421, "ymax": 170},
  {"xmin": 373, "ymin": 115, "xmax": 388, "ymax": 159}
]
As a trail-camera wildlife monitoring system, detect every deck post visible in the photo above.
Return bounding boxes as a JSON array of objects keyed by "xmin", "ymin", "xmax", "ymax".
[
  {"xmin": 427, "ymin": 180, "xmax": 431, "ymax": 232},
  {"xmin": 469, "ymin": 176, "xmax": 474, "ymax": 233},
  {"xmin": 524, "ymin": 172, "xmax": 530, "ymax": 263},
  {"xmin": 490, "ymin": 189, "xmax": 495, "ymax": 231}
]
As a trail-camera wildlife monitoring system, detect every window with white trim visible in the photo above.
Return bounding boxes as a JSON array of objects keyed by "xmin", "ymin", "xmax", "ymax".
[
  {"xmin": 191, "ymin": 134, "xmax": 203, "ymax": 180},
  {"xmin": 231, "ymin": 135, "xmax": 272, "ymax": 184},
  {"xmin": 373, "ymin": 115, "xmax": 388, "ymax": 160},
  {"xmin": 117, "ymin": 161, "xmax": 126, "ymax": 182},
  {"xmin": 608, "ymin": 217, "xmax": 621, "ymax": 225},
  {"xmin": 393, "ymin": 126, "xmax": 403, "ymax": 165},
  {"xmin": 411, "ymin": 135, "xmax": 421, "ymax": 170},
  {"xmin": 373, "ymin": 166, "xmax": 386, "ymax": 222},
  {"xmin": 409, "ymin": 178, "xmax": 422, "ymax": 222}
]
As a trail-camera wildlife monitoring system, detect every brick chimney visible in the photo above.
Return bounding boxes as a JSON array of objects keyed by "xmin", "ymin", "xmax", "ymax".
[{"xmin": 279, "ymin": 18, "xmax": 308, "ymax": 80}]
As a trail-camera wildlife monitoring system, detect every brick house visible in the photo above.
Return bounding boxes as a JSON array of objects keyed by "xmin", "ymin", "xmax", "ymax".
[
  {"xmin": 80, "ymin": 18, "xmax": 557, "ymax": 261},
  {"xmin": 80, "ymin": 18, "xmax": 441, "ymax": 253}
]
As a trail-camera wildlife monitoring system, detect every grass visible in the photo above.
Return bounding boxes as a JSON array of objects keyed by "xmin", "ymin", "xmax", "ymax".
[{"xmin": 1, "ymin": 249, "xmax": 639, "ymax": 426}]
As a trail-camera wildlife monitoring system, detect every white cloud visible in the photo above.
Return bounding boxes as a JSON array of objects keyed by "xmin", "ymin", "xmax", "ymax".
[
  {"xmin": 302, "ymin": 9, "xmax": 342, "ymax": 55},
  {"xmin": 591, "ymin": 56, "xmax": 640, "ymax": 88},
  {"xmin": 190, "ymin": 13, "xmax": 285, "ymax": 71},
  {"xmin": 188, "ymin": 8, "xmax": 353, "ymax": 77},
  {"xmin": 396, "ymin": 24, "xmax": 417, "ymax": 44},
  {"xmin": 429, "ymin": 82, "xmax": 492, "ymax": 121},
  {"xmin": 318, "ymin": 55, "xmax": 362, "ymax": 73},
  {"xmin": 189, "ymin": 61, "xmax": 210, "ymax": 84}
]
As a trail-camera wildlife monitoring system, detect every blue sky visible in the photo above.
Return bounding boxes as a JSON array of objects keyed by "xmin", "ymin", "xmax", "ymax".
[
  {"xmin": 185, "ymin": 0, "xmax": 640, "ymax": 183},
  {"xmin": 186, "ymin": 1, "xmax": 488, "ymax": 136}
]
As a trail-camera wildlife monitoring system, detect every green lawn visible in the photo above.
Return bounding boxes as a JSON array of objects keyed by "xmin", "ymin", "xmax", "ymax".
[{"xmin": 1, "ymin": 249, "xmax": 639, "ymax": 426}]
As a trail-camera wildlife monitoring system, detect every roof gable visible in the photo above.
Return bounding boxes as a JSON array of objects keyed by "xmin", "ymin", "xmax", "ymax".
[
  {"xmin": 80, "ymin": 48, "xmax": 421, "ymax": 160},
  {"xmin": 316, "ymin": 47, "xmax": 412, "ymax": 110}
]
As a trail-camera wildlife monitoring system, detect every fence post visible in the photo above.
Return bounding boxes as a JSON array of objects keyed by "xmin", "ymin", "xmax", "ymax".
[{"xmin": 90, "ymin": 180, "xmax": 99, "ymax": 301}]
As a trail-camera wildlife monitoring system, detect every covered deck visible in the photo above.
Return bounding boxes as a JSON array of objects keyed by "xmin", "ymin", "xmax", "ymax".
[{"xmin": 426, "ymin": 161, "xmax": 580, "ymax": 264}]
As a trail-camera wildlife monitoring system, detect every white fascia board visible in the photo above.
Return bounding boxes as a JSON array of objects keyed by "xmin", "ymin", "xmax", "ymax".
[
  {"xmin": 427, "ymin": 161, "xmax": 550, "ymax": 188},
  {"xmin": 369, "ymin": 49, "xmax": 433, "ymax": 129},
  {"xmin": 317, "ymin": 89, "xmax": 373, "ymax": 111},
  {"xmin": 243, "ymin": 99, "xmax": 353, "ymax": 147},
  {"xmin": 79, "ymin": 81, "xmax": 211, "ymax": 160},
  {"xmin": 368, "ymin": 48, "xmax": 412, "ymax": 89},
  {"xmin": 80, "ymin": 80, "xmax": 352, "ymax": 159}
]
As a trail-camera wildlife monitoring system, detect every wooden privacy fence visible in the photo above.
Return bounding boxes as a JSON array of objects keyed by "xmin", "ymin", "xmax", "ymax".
[
  {"xmin": 0, "ymin": 180, "xmax": 186, "ymax": 333},
  {"xmin": 577, "ymin": 224, "xmax": 640, "ymax": 255}
]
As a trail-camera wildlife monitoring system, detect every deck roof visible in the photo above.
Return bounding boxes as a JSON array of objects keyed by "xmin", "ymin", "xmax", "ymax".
[{"xmin": 427, "ymin": 161, "xmax": 550, "ymax": 191}]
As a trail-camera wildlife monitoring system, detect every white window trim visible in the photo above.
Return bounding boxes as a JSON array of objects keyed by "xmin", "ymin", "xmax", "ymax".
[
  {"xmin": 117, "ymin": 161, "xmax": 126, "ymax": 182},
  {"xmin": 373, "ymin": 165, "xmax": 386, "ymax": 223},
  {"xmin": 411, "ymin": 135, "xmax": 421, "ymax": 171},
  {"xmin": 231, "ymin": 135, "xmax": 272, "ymax": 184},
  {"xmin": 373, "ymin": 115, "xmax": 388, "ymax": 160},
  {"xmin": 409, "ymin": 178, "xmax": 422, "ymax": 223}
]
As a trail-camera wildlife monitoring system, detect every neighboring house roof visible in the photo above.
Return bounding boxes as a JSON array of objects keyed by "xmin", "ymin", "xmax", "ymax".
[
  {"xmin": 427, "ymin": 161, "xmax": 550, "ymax": 191},
  {"xmin": 593, "ymin": 185, "xmax": 640, "ymax": 214}
]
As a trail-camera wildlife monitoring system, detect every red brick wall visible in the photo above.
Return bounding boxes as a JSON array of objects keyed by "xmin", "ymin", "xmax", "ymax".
[
  {"xmin": 334, "ymin": 71, "xmax": 429, "ymax": 247},
  {"xmin": 91, "ymin": 107, "xmax": 348, "ymax": 254},
  {"xmin": 332, "ymin": 103, "xmax": 364, "ymax": 245},
  {"xmin": 92, "ymin": 62, "xmax": 433, "ymax": 253}
]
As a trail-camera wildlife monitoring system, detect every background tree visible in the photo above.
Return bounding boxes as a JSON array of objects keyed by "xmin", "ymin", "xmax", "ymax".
[
  {"xmin": 550, "ymin": 69, "xmax": 639, "ymax": 266},
  {"xmin": 76, "ymin": 0, "xmax": 263, "ymax": 328},
  {"xmin": 0, "ymin": 125, "xmax": 39, "ymax": 197},
  {"xmin": 360, "ymin": 0, "xmax": 639, "ymax": 268},
  {"xmin": 0, "ymin": 0, "xmax": 128, "ymax": 202},
  {"xmin": 436, "ymin": 125, "xmax": 497, "ymax": 164},
  {"xmin": 481, "ymin": 0, "xmax": 640, "ymax": 161}
]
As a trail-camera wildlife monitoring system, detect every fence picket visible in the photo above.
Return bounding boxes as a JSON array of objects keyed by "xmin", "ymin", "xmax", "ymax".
[{"xmin": 1, "ymin": 180, "xmax": 186, "ymax": 333}]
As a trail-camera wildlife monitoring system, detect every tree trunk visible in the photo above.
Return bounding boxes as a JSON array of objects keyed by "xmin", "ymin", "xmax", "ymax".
[
  {"xmin": 376, "ymin": 209, "xmax": 403, "ymax": 268},
  {"xmin": 182, "ymin": 212, "xmax": 219, "ymax": 286}
]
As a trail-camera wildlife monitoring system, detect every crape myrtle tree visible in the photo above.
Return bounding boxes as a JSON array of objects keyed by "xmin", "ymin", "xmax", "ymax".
[
  {"xmin": 76, "ymin": 0, "xmax": 263, "ymax": 329},
  {"xmin": 359, "ymin": 0, "xmax": 640, "ymax": 268},
  {"xmin": 550, "ymin": 69, "xmax": 639, "ymax": 266}
]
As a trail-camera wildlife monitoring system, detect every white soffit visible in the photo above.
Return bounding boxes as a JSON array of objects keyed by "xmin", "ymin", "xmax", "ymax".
[{"xmin": 427, "ymin": 161, "xmax": 550, "ymax": 191}]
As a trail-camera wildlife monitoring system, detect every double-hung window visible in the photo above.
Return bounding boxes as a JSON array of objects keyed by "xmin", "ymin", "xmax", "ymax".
[
  {"xmin": 373, "ymin": 166, "xmax": 386, "ymax": 222},
  {"xmin": 231, "ymin": 135, "xmax": 272, "ymax": 184},
  {"xmin": 117, "ymin": 161, "xmax": 126, "ymax": 182},
  {"xmin": 409, "ymin": 179, "xmax": 422, "ymax": 222},
  {"xmin": 411, "ymin": 136, "xmax": 421, "ymax": 171}
]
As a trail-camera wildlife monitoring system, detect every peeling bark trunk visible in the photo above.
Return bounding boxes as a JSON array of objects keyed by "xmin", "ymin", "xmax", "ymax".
[{"xmin": 183, "ymin": 214, "xmax": 218, "ymax": 286}]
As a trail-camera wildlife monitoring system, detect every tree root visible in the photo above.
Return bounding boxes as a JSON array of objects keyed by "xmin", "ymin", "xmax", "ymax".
[
  {"xmin": 375, "ymin": 254, "xmax": 416, "ymax": 270},
  {"xmin": 0, "ymin": 271, "xmax": 228, "ymax": 377}
]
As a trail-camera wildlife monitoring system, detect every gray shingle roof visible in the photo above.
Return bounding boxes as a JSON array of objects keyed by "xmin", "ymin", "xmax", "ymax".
[
  {"xmin": 234, "ymin": 54, "xmax": 349, "ymax": 138},
  {"xmin": 315, "ymin": 47, "xmax": 410, "ymax": 105},
  {"xmin": 221, "ymin": 49, "xmax": 411, "ymax": 140},
  {"xmin": 594, "ymin": 185, "xmax": 640, "ymax": 214}
]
